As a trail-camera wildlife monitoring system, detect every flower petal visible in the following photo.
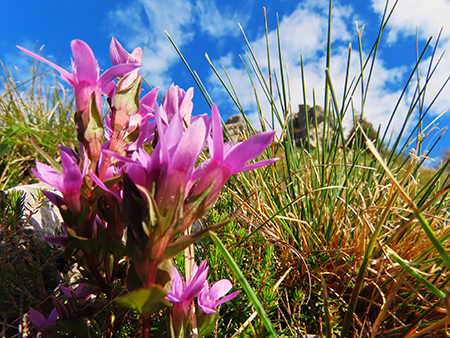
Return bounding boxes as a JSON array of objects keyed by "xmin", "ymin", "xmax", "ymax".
[
  {"xmin": 97, "ymin": 63, "xmax": 141, "ymax": 92},
  {"xmin": 225, "ymin": 130, "xmax": 276, "ymax": 174},
  {"xmin": 32, "ymin": 164, "xmax": 63, "ymax": 192},
  {"xmin": 17, "ymin": 46, "xmax": 74, "ymax": 87},
  {"xmin": 215, "ymin": 290, "xmax": 240, "ymax": 307},
  {"xmin": 166, "ymin": 265, "xmax": 185, "ymax": 302},
  {"xmin": 210, "ymin": 279, "xmax": 232, "ymax": 300},
  {"xmin": 210, "ymin": 104, "xmax": 224, "ymax": 161},
  {"xmin": 70, "ymin": 40, "xmax": 99, "ymax": 86},
  {"xmin": 109, "ymin": 37, "xmax": 131, "ymax": 65},
  {"xmin": 28, "ymin": 307, "xmax": 47, "ymax": 332},
  {"xmin": 237, "ymin": 157, "xmax": 280, "ymax": 174}
]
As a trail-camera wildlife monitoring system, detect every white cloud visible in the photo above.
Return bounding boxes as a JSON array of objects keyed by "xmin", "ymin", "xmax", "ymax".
[
  {"xmin": 107, "ymin": 0, "xmax": 194, "ymax": 88},
  {"xmin": 371, "ymin": 0, "xmax": 450, "ymax": 128},
  {"xmin": 107, "ymin": 0, "xmax": 250, "ymax": 89},
  {"xmin": 194, "ymin": 0, "xmax": 248, "ymax": 38},
  {"xmin": 371, "ymin": 0, "xmax": 450, "ymax": 43},
  {"xmin": 207, "ymin": 0, "xmax": 450, "ymax": 150},
  {"xmin": 207, "ymin": 2, "xmax": 361, "ymax": 134},
  {"xmin": 105, "ymin": 0, "xmax": 450, "ymax": 153}
]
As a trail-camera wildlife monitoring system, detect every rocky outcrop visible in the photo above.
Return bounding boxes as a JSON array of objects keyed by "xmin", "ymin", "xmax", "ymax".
[
  {"xmin": 225, "ymin": 106, "xmax": 333, "ymax": 150},
  {"xmin": 224, "ymin": 114, "xmax": 248, "ymax": 143},
  {"xmin": 289, "ymin": 104, "xmax": 334, "ymax": 150}
]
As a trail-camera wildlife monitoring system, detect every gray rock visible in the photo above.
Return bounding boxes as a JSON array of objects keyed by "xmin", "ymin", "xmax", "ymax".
[
  {"xmin": 6, "ymin": 182, "xmax": 63, "ymax": 239},
  {"xmin": 225, "ymin": 114, "xmax": 248, "ymax": 143},
  {"xmin": 289, "ymin": 104, "xmax": 334, "ymax": 150}
]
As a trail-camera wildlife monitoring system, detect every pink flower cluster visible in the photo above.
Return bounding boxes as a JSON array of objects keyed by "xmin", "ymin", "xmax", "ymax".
[{"xmin": 19, "ymin": 37, "xmax": 279, "ymax": 337}]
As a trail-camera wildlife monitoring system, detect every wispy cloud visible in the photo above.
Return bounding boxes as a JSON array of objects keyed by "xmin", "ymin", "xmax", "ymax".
[
  {"xmin": 371, "ymin": 0, "xmax": 450, "ymax": 42},
  {"xmin": 107, "ymin": 0, "xmax": 250, "ymax": 89},
  {"xmin": 371, "ymin": 0, "xmax": 450, "ymax": 122},
  {"xmin": 107, "ymin": 0, "xmax": 194, "ymax": 88},
  {"xmin": 194, "ymin": 0, "xmax": 249, "ymax": 38},
  {"xmin": 207, "ymin": 0, "xmax": 449, "ymax": 146}
]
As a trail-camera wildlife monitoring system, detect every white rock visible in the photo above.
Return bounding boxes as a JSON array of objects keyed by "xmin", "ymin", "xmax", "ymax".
[{"xmin": 6, "ymin": 182, "xmax": 63, "ymax": 238}]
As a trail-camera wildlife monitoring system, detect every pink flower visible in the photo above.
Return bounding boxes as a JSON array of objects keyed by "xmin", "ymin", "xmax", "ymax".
[
  {"xmin": 197, "ymin": 280, "xmax": 240, "ymax": 314},
  {"xmin": 109, "ymin": 37, "xmax": 142, "ymax": 90},
  {"xmin": 28, "ymin": 307, "xmax": 58, "ymax": 336},
  {"xmin": 31, "ymin": 146, "xmax": 87, "ymax": 215},
  {"xmin": 166, "ymin": 260, "xmax": 209, "ymax": 316},
  {"xmin": 185, "ymin": 104, "xmax": 279, "ymax": 223},
  {"xmin": 162, "ymin": 84, "xmax": 194, "ymax": 129},
  {"xmin": 152, "ymin": 106, "xmax": 208, "ymax": 219},
  {"xmin": 59, "ymin": 284, "xmax": 91, "ymax": 301},
  {"xmin": 18, "ymin": 40, "xmax": 140, "ymax": 114}
]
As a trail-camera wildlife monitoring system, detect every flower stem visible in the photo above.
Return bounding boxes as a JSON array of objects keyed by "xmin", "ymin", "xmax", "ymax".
[
  {"xmin": 86, "ymin": 251, "xmax": 108, "ymax": 293},
  {"xmin": 141, "ymin": 316, "xmax": 151, "ymax": 338}
]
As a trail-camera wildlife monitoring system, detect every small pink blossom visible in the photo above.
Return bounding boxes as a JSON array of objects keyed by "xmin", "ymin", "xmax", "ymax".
[{"xmin": 197, "ymin": 279, "xmax": 240, "ymax": 314}]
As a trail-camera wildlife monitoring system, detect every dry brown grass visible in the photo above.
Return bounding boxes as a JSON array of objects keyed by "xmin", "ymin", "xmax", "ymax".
[{"xmin": 225, "ymin": 144, "xmax": 450, "ymax": 336}]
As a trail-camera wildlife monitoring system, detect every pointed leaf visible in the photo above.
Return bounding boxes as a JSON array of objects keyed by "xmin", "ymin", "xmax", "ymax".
[
  {"xmin": 84, "ymin": 93, "xmax": 104, "ymax": 148},
  {"xmin": 162, "ymin": 214, "xmax": 235, "ymax": 260},
  {"xmin": 115, "ymin": 284, "xmax": 169, "ymax": 316},
  {"xmin": 122, "ymin": 173, "xmax": 147, "ymax": 241},
  {"xmin": 135, "ymin": 183, "xmax": 160, "ymax": 237},
  {"xmin": 388, "ymin": 248, "xmax": 445, "ymax": 299},
  {"xmin": 31, "ymin": 138, "xmax": 63, "ymax": 173},
  {"xmin": 125, "ymin": 125, "xmax": 140, "ymax": 145},
  {"xmin": 113, "ymin": 76, "xmax": 142, "ymax": 116},
  {"xmin": 210, "ymin": 231, "xmax": 278, "ymax": 337}
]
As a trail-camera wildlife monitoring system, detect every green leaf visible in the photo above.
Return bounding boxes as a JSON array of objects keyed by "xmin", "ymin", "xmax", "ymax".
[
  {"xmin": 413, "ymin": 209, "xmax": 450, "ymax": 271},
  {"xmin": 162, "ymin": 215, "xmax": 235, "ymax": 260},
  {"xmin": 0, "ymin": 142, "xmax": 11, "ymax": 157},
  {"xmin": 125, "ymin": 125, "xmax": 140, "ymax": 144},
  {"xmin": 389, "ymin": 248, "xmax": 445, "ymax": 299},
  {"xmin": 122, "ymin": 173, "xmax": 148, "ymax": 252},
  {"xmin": 30, "ymin": 138, "xmax": 63, "ymax": 172},
  {"xmin": 209, "ymin": 232, "xmax": 278, "ymax": 338},
  {"xmin": 113, "ymin": 76, "xmax": 142, "ymax": 116},
  {"xmin": 57, "ymin": 319, "xmax": 89, "ymax": 334},
  {"xmin": 135, "ymin": 183, "xmax": 161, "ymax": 236},
  {"xmin": 115, "ymin": 284, "xmax": 169, "ymax": 317},
  {"xmin": 84, "ymin": 93, "xmax": 104, "ymax": 148}
]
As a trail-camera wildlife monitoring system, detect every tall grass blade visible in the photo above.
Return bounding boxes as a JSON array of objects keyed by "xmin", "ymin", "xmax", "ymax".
[
  {"xmin": 388, "ymin": 248, "xmax": 445, "ymax": 299},
  {"xmin": 209, "ymin": 231, "xmax": 278, "ymax": 337}
]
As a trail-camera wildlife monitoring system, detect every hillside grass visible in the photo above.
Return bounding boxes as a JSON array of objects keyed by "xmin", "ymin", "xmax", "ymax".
[{"xmin": 2, "ymin": 0, "xmax": 450, "ymax": 336}]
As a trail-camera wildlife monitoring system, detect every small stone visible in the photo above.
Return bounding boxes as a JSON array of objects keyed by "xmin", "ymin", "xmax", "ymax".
[{"xmin": 5, "ymin": 182, "xmax": 63, "ymax": 239}]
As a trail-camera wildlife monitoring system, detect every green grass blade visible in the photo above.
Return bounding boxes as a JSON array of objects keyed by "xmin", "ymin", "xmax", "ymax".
[
  {"xmin": 388, "ymin": 248, "xmax": 445, "ymax": 299},
  {"xmin": 209, "ymin": 231, "xmax": 278, "ymax": 337},
  {"xmin": 165, "ymin": 31, "xmax": 212, "ymax": 108},
  {"xmin": 413, "ymin": 209, "xmax": 450, "ymax": 271}
]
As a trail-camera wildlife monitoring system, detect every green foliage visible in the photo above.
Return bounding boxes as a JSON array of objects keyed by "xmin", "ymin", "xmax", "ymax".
[
  {"xmin": 191, "ymin": 197, "xmax": 281, "ymax": 337},
  {"xmin": 3, "ymin": 1, "xmax": 450, "ymax": 336},
  {"xmin": 0, "ymin": 190, "xmax": 61, "ymax": 337},
  {"xmin": 170, "ymin": 1, "xmax": 450, "ymax": 336},
  {"xmin": 0, "ymin": 59, "xmax": 76, "ymax": 189}
]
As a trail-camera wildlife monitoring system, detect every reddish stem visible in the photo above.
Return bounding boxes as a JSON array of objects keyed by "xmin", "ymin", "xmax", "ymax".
[
  {"xmin": 140, "ymin": 261, "xmax": 159, "ymax": 338},
  {"xmin": 111, "ymin": 259, "xmax": 119, "ymax": 282},
  {"xmin": 145, "ymin": 261, "xmax": 159, "ymax": 287},
  {"xmin": 141, "ymin": 316, "xmax": 151, "ymax": 338},
  {"xmin": 86, "ymin": 251, "xmax": 109, "ymax": 293}
]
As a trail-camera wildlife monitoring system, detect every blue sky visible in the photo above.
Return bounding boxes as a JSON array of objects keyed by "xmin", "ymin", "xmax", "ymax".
[{"xmin": 2, "ymin": 0, "xmax": 450, "ymax": 165}]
